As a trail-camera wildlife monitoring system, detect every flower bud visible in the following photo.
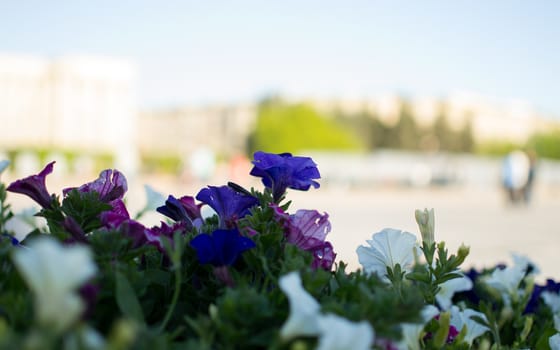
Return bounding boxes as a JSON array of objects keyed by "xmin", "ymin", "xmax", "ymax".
[{"xmin": 415, "ymin": 208, "xmax": 435, "ymax": 246}]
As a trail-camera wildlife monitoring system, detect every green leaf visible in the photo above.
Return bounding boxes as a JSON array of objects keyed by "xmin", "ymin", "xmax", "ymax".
[{"xmin": 115, "ymin": 271, "xmax": 145, "ymax": 324}]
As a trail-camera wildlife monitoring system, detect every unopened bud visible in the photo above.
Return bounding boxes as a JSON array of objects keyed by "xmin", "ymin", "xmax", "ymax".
[{"xmin": 415, "ymin": 208, "xmax": 435, "ymax": 245}]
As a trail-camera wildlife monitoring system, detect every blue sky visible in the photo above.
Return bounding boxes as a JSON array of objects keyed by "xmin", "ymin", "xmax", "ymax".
[{"xmin": 1, "ymin": 1, "xmax": 559, "ymax": 116}]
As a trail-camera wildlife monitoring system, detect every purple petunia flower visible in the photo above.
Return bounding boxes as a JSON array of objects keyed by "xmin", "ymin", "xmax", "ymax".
[
  {"xmin": 272, "ymin": 205, "xmax": 336, "ymax": 270},
  {"xmin": 7, "ymin": 161, "xmax": 55, "ymax": 209},
  {"xmin": 157, "ymin": 195, "xmax": 203, "ymax": 229},
  {"xmin": 190, "ymin": 228, "xmax": 255, "ymax": 266},
  {"xmin": 144, "ymin": 221, "xmax": 188, "ymax": 252},
  {"xmin": 196, "ymin": 185, "xmax": 258, "ymax": 228},
  {"xmin": 250, "ymin": 151, "xmax": 320, "ymax": 201},
  {"xmin": 65, "ymin": 169, "xmax": 131, "ymax": 226},
  {"xmin": 63, "ymin": 169, "xmax": 128, "ymax": 202}
]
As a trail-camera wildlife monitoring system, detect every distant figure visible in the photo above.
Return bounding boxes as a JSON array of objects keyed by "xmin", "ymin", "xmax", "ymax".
[
  {"xmin": 522, "ymin": 149, "xmax": 538, "ymax": 204},
  {"xmin": 502, "ymin": 150, "xmax": 530, "ymax": 204}
]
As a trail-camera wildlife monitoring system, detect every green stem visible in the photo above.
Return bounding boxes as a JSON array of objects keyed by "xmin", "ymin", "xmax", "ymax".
[{"xmin": 158, "ymin": 266, "xmax": 182, "ymax": 333}]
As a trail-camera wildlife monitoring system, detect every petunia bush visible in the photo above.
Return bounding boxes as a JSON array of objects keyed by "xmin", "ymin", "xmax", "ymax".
[{"xmin": 0, "ymin": 152, "xmax": 559, "ymax": 349}]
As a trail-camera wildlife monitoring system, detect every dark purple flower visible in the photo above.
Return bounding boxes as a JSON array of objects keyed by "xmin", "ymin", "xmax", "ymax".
[
  {"xmin": 250, "ymin": 151, "xmax": 320, "ymax": 201},
  {"xmin": 64, "ymin": 169, "xmax": 128, "ymax": 202},
  {"xmin": 78, "ymin": 283, "xmax": 100, "ymax": 319},
  {"xmin": 157, "ymin": 195, "xmax": 203, "ymax": 229},
  {"xmin": 272, "ymin": 205, "xmax": 336, "ymax": 270},
  {"xmin": 190, "ymin": 228, "xmax": 255, "ymax": 266},
  {"xmin": 311, "ymin": 241, "xmax": 336, "ymax": 270},
  {"xmin": 62, "ymin": 216, "xmax": 88, "ymax": 243},
  {"xmin": 196, "ymin": 185, "xmax": 258, "ymax": 228},
  {"xmin": 100, "ymin": 202, "xmax": 130, "ymax": 228},
  {"xmin": 525, "ymin": 278, "xmax": 560, "ymax": 314},
  {"xmin": 7, "ymin": 161, "xmax": 55, "ymax": 209},
  {"xmin": 425, "ymin": 318, "xmax": 459, "ymax": 344},
  {"xmin": 145, "ymin": 221, "xmax": 187, "ymax": 252}
]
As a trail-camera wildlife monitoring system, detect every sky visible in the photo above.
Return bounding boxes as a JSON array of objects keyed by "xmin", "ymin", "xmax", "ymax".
[{"xmin": 1, "ymin": 1, "xmax": 559, "ymax": 116}]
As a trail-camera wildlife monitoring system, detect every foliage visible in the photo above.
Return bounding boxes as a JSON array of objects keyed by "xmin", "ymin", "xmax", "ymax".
[
  {"xmin": 528, "ymin": 128, "xmax": 560, "ymax": 160},
  {"xmin": 333, "ymin": 99, "xmax": 475, "ymax": 153},
  {"xmin": 0, "ymin": 152, "xmax": 559, "ymax": 350},
  {"xmin": 247, "ymin": 99, "xmax": 363, "ymax": 154}
]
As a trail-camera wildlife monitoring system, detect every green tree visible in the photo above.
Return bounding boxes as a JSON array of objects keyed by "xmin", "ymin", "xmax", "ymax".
[
  {"xmin": 457, "ymin": 116, "xmax": 475, "ymax": 153},
  {"xmin": 393, "ymin": 100, "xmax": 419, "ymax": 150},
  {"xmin": 528, "ymin": 128, "xmax": 560, "ymax": 159},
  {"xmin": 247, "ymin": 100, "xmax": 363, "ymax": 155},
  {"xmin": 432, "ymin": 103, "xmax": 453, "ymax": 151}
]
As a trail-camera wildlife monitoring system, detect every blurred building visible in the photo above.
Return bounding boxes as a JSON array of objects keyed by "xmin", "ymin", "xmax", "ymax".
[
  {"xmin": 315, "ymin": 92, "xmax": 555, "ymax": 143},
  {"xmin": 138, "ymin": 104, "xmax": 256, "ymax": 159},
  {"xmin": 0, "ymin": 54, "xmax": 138, "ymax": 174}
]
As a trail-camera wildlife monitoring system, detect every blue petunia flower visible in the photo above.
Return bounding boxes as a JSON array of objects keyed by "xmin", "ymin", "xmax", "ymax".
[
  {"xmin": 196, "ymin": 185, "xmax": 258, "ymax": 228},
  {"xmin": 190, "ymin": 228, "xmax": 255, "ymax": 266},
  {"xmin": 250, "ymin": 151, "xmax": 320, "ymax": 201},
  {"xmin": 7, "ymin": 161, "xmax": 55, "ymax": 209}
]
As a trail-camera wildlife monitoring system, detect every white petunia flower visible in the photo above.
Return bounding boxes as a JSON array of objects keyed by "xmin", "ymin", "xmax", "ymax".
[
  {"xmin": 436, "ymin": 274, "xmax": 473, "ymax": 310},
  {"xmin": 512, "ymin": 253, "xmax": 539, "ymax": 276},
  {"xmin": 550, "ymin": 333, "xmax": 560, "ymax": 350},
  {"xmin": 12, "ymin": 237, "xmax": 97, "ymax": 333},
  {"xmin": 143, "ymin": 184, "xmax": 166, "ymax": 212},
  {"xmin": 483, "ymin": 263, "xmax": 526, "ymax": 306},
  {"xmin": 316, "ymin": 314, "xmax": 374, "ymax": 350},
  {"xmin": 279, "ymin": 271, "xmax": 321, "ymax": 340},
  {"xmin": 0, "ymin": 160, "xmax": 9, "ymax": 175},
  {"xmin": 356, "ymin": 228, "xmax": 420, "ymax": 282},
  {"xmin": 542, "ymin": 291, "xmax": 560, "ymax": 331},
  {"xmin": 449, "ymin": 306, "xmax": 490, "ymax": 346},
  {"xmin": 397, "ymin": 304, "xmax": 439, "ymax": 350}
]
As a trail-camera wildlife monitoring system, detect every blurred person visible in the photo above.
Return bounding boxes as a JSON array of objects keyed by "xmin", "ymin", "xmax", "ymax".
[
  {"xmin": 502, "ymin": 150, "xmax": 530, "ymax": 204},
  {"xmin": 522, "ymin": 149, "xmax": 538, "ymax": 204}
]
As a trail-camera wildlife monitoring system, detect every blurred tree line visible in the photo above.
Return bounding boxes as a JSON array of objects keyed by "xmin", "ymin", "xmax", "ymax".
[
  {"xmin": 247, "ymin": 96, "xmax": 560, "ymax": 160},
  {"xmin": 247, "ymin": 97, "xmax": 474, "ymax": 155}
]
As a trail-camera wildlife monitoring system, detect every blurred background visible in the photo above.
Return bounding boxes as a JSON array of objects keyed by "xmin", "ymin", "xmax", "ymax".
[{"xmin": 1, "ymin": 1, "xmax": 559, "ymax": 279}]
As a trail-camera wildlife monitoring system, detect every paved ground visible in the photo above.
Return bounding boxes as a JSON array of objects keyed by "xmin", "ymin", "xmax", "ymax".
[
  {"xmin": 287, "ymin": 184, "xmax": 560, "ymax": 282},
  {"xmin": 5, "ymin": 171, "xmax": 560, "ymax": 283}
]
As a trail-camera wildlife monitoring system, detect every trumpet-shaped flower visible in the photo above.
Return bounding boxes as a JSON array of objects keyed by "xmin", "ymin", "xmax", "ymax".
[
  {"xmin": 12, "ymin": 237, "xmax": 97, "ymax": 333},
  {"xmin": 356, "ymin": 228, "xmax": 420, "ymax": 282},
  {"xmin": 483, "ymin": 258, "xmax": 528, "ymax": 305},
  {"xmin": 549, "ymin": 333, "xmax": 560, "ymax": 350},
  {"xmin": 64, "ymin": 169, "xmax": 128, "ymax": 203},
  {"xmin": 449, "ymin": 306, "xmax": 490, "ymax": 346},
  {"xmin": 142, "ymin": 184, "xmax": 166, "ymax": 212},
  {"xmin": 250, "ymin": 151, "xmax": 320, "ymax": 201},
  {"xmin": 436, "ymin": 274, "xmax": 474, "ymax": 310},
  {"xmin": 279, "ymin": 271, "xmax": 321, "ymax": 340},
  {"xmin": 415, "ymin": 208, "xmax": 435, "ymax": 246},
  {"xmin": 190, "ymin": 228, "xmax": 255, "ymax": 266},
  {"xmin": 0, "ymin": 159, "xmax": 9, "ymax": 175},
  {"xmin": 316, "ymin": 314, "xmax": 375, "ymax": 350},
  {"xmin": 65, "ymin": 169, "xmax": 130, "ymax": 228},
  {"xmin": 397, "ymin": 305, "xmax": 439, "ymax": 350},
  {"xmin": 157, "ymin": 195, "xmax": 203, "ymax": 229},
  {"xmin": 7, "ymin": 161, "xmax": 55, "ymax": 209},
  {"xmin": 541, "ymin": 291, "xmax": 560, "ymax": 331},
  {"xmin": 272, "ymin": 205, "xmax": 336, "ymax": 270},
  {"xmin": 196, "ymin": 185, "xmax": 258, "ymax": 228}
]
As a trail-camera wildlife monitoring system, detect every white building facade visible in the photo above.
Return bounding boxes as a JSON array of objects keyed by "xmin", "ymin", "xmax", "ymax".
[{"xmin": 0, "ymin": 54, "xmax": 139, "ymax": 174}]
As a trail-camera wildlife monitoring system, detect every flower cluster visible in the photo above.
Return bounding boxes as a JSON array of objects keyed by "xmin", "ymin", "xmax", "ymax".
[{"xmin": 0, "ymin": 151, "xmax": 559, "ymax": 350}]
